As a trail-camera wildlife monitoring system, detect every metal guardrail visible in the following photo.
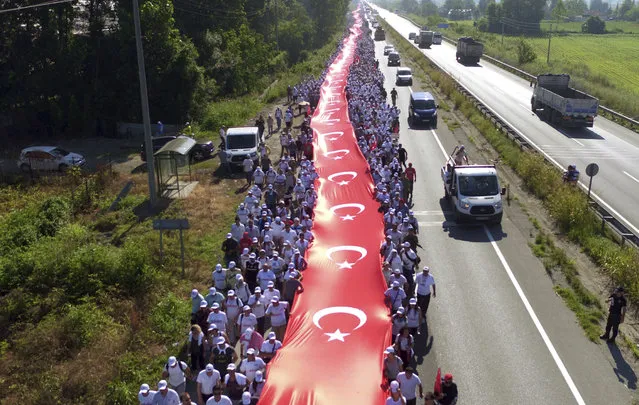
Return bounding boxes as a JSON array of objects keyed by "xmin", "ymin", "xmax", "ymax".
[
  {"xmin": 398, "ymin": 14, "xmax": 639, "ymax": 130},
  {"xmin": 383, "ymin": 15, "xmax": 639, "ymax": 248}
]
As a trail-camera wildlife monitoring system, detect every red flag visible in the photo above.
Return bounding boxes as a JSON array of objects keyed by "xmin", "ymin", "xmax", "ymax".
[{"xmin": 434, "ymin": 367, "xmax": 442, "ymax": 396}]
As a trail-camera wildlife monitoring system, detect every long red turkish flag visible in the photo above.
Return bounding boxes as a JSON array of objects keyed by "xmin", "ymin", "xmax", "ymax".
[{"xmin": 259, "ymin": 10, "xmax": 391, "ymax": 405}]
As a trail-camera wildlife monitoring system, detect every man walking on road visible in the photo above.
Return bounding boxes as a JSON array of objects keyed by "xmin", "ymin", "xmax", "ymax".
[
  {"xmin": 415, "ymin": 266, "xmax": 435, "ymax": 322},
  {"xmin": 390, "ymin": 87, "xmax": 398, "ymax": 107},
  {"xmin": 396, "ymin": 367, "xmax": 423, "ymax": 405},
  {"xmin": 600, "ymin": 286, "xmax": 627, "ymax": 344},
  {"xmin": 397, "ymin": 144, "xmax": 407, "ymax": 169},
  {"xmin": 403, "ymin": 163, "xmax": 416, "ymax": 202}
]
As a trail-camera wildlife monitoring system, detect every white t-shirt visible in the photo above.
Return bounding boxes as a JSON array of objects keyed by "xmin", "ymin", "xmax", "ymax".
[
  {"xmin": 138, "ymin": 390, "xmax": 157, "ymax": 405},
  {"xmin": 207, "ymin": 311, "xmax": 228, "ymax": 331},
  {"xmin": 206, "ymin": 395, "xmax": 233, "ymax": 405},
  {"xmin": 396, "ymin": 372, "xmax": 422, "ymax": 400},
  {"xmin": 248, "ymin": 294, "xmax": 267, "ymax": 318},
  {"xmin": 260, "ymin": 340, "xmax": 282, "ymax": 355},
  {"xmin": 236, "ymin": 312, "xmax": 258, "ymax": 334},
  {"xmin": 197, "ymin": 369, "xmax": 221, "ymax": 395},
  {"xmin": 257, "ymin": 270, "xmax": 277, "ymax": 290},
  {"xmin": 224, "ymin": 372, "xmax": 248, "ymax": 386},
  {"xmin": 165, "ymin": 361, "xmax": 189, "ymax": 386},
  {"xmin": 385, "ymin": 395, "xmax": 407, "ymax": 405},
  {"xmin": 266, "ymin": 302, "xmax": 289, "ymax": 326},
  {"xmin": 415, "ymin": 273, "xmax": 435, "ymax": 296},
  {"xmin": 240, "ymin": 357, "xmax": 266, "ymax": 382},
  {"xmin": 243, "ymin": 158, "xmax": 254, "ymax": 173}
]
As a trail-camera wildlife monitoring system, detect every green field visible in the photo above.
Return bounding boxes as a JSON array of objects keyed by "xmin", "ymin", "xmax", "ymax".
[{"xmin": 406, "ymin": 14, "xmax": 639, "ymax": 118}]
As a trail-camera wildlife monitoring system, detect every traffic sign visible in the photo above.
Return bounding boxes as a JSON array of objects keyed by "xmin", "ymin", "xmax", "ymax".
[{"xmin": 585, "ymin": 163, "xmax": 599, "ymax": 177}]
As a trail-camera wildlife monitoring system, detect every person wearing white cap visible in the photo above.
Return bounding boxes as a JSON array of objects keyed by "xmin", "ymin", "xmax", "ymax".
[
  {"xmin": 414, "ymin": 266, "xmax": 436, "ymax": 322},
  {"xmin": 269, "ymin": 252, "xmax": 286, "ymax": 286},
  {"xmin": 248, "ymin": 370, "xmax": 265, "ymax": 401},
  {"xmin": 265, "ymin": 295, "xmax": 289, "ymax": 341},
  {"xmin": 223, "ymin": 363, "xmax": 248, "ymax": 402},
  {"xmin": 234, "ymin": 274, "xmax": 251, "ymax": 303},
  {"xmin": 406, "ymin": 298, "xmax": 422, "ymax": 336},
  {"xmin": 161, "ymin": 356, "xmax": 191, "ymax": 395},
  {"xmin": 221, "ymin": 233, "xmax": 239, "ymax": 266},
  {"xmin": 207, "ymin": 303, "xmax": 228, "ymax": 336},
  {"xmin": 223, "ymin": 290, "xmax": 243, "ymax": 343},
  {"xmin": 205, "ymin": 287, "xmax": 225, "ymax": 308},
  {"xmin": 212, "ymin": 264, "xmax": 228, "ymax": 292},
  {"xmin": 236, "ymin": 203, "xmax": 250, "ymax": 225},
  {"xmin": 385, "ymin": 380, "xmax": 407, "ymax": 405},
  {"xmin": 210, "ymin": 336, "xmax": 237, "ymax": 378},
  {"xmin": 391, "ymin": 307, "xmax": 408, "ymax": 343},
  {"xmin": 190, "ymin": 289, "xmax": 205, "ymax": 324},
  {"xmin": 239, "ymin": 348, "xmax": 266, "ymax": 382},
  {"xmin": 262, "ymin": 235, "xmax": 275, "ymax": 256},
  {"xmin": 247, "ymin": 287, "xmax": 267, "ymax": 334},
  {"xmin": 384, "ymin": 281, "xmax": 407, "ymax": 314},
  {"xmin": 241, "ymin": 390, "xmax": 257, "ymax": 405},
  {"xmin": 225, "ymin": 261, "xmax": 242, "ymax": 290},
  {"xmin": 387, "ymin": 248, "xmax": 403, "ymax": 272},
  {"xmin": 236, "ymin": 305, "xmax": 258, "ymax": 337},
  {"xmin": 291, "ymin": 248, "xmax": 308, "ymax": 271},
  {"xmin": 281, "ymin": 240, "xmax": 295, "ymax": 263},
  {"xmin": 280, "ymin": 222, "xmax": 298, "ymax": 246},
  {"xmin": 269, "ymin": 216, "xmax": 285, "ymax": 247},
  {"xmin": 253, "ymin": 165, "xmax": 265, "ymax": 189},
  {"xmin": 383, "ymin": 347, "xmax": 403, "ymax": 386},
  {"xmin": 138, "ymin": 383, "xmax": 156, "ymax": 405},
  {"xmin": 244, "ymin": 253, "xmax": 260, "ymax": 291},
  {"xmin": 197, "ymin": 363, "xmax": 221, "ymax": 404},
  {"xmin": 262, "ymin": 281, "xmax": 280, "ymax": 307},
  {"xmin": 151, "ymin": 380, "xmax": 179, "ymax": 405},
  {"xmin": 256, "ymin": 264, "xmax": 276, "ymax": 291},
  {"xmin": 399, "ymin": 242, "xmax": 419, "ymax": 297},
  {"xmin": 259, "ymin": 331, "xmax": 282, "ymax": 364},
  {"xmin": 389, "ymin": 268, "xmax": 408, "ymax": 291},
  {"xmin": 282, "ymin": 270, "xmax": 304, "ymax": 306}
]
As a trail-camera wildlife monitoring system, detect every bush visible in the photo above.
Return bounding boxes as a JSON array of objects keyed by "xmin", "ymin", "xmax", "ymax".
[
  {"xmin": 582, "ymin": 16, "xmax": 606, "ymax": 34},
  {"xmin": 516, "ymin": 38, "xmax": 537, "ymax": 64},
  {"xmin": 37, "ymin": 196, "xmax": 71, "ymax": 237},
  {"xmin": 149, "ymin": 292, "xmax": 190, "ymax": 344}
]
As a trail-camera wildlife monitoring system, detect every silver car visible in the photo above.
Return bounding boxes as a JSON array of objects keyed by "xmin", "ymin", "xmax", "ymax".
[
  {"xmin": 17, "ymin": 146, "xmax": 86, "ymax": 172},
  {"xmin": 396, "ymin": 67, "xmax": 413, "ymax": 86}
]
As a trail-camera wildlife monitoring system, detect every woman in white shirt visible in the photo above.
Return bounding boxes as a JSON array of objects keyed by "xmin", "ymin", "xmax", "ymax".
[
  {"xmin": 265, "ymin": 297, "xmax": 289, "ymax": 341},
  {"xmin": 405, "ymin": 298, "xmax": 422, "ymax": 337}
]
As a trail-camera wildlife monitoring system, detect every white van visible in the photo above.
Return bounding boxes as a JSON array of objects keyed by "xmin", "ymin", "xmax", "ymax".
[{"xmin": 224, "ymin": 127, "xmax": 260, "ymax": 167}]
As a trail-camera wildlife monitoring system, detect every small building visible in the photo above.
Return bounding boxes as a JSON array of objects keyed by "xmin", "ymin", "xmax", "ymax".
[{"xmin": 154, "ymin": 136, "xmax": 197, "ymax": 198}]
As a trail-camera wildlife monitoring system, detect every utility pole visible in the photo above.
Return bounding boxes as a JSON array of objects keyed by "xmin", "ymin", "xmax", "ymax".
[
  {"xmin": 546, "ymin": 21, "xmax": 552, "ymax": 64},
  {"xmin": 132, "ymin": 0, "xmax": 157, "ymax": 206},
  {"xmin": 274, "ymin": 0, "xmax": 279, "ymax": 51},
  {"xmin": 501, "ymin": 19, "xmax": 505, "ymax": 46}
]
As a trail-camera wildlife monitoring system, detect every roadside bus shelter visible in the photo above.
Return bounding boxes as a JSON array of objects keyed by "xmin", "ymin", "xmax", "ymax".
[{"xmin": 154, "ymin": 136, "xmax": 195, "ymax": 197}]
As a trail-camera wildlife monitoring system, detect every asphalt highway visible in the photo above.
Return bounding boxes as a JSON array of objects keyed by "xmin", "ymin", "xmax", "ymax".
[
  {"xmin": 372, "ymin": 28, "xmax": 635, "ymax": 404},
  {"xmin": 372, "ymin": 5, "xmax": 639, "ymax": 238}
]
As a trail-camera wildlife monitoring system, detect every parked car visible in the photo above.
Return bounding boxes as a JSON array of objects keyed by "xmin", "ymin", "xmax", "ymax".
[
  {"xmin": 396, "ymin": 67, "xmax": 413, "ymax": 86},
  {"xmin": 140, "ymin": 135, "xmax": 215, "ymax": 162},
  {"xmin": 18, "ymin": 146, "xmax": 86, "ymax": 172},
  {"xmin": 383, "ymin": 45, "xmax": 395, "ymax": 55}
]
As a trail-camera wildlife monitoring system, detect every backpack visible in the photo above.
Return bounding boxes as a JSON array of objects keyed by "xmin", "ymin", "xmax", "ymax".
[{"xmin": 165, "ymin": 360, "xmax": 186, "ymax": 373}]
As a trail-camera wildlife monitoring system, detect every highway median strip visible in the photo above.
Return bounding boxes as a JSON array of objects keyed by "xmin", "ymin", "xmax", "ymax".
[{"xmin": 380, "ymin": 18, "xmax": 639, "ymax": 343}]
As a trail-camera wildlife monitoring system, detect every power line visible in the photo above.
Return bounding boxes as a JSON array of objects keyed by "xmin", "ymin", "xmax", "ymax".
[{"xmin": 0, "ymin": 0, "xmax": 73, "ymax": 14}]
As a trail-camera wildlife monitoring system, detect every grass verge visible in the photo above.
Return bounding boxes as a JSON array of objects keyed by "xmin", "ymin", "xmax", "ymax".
[{"xmin": 381, "ymin": 18, "xmax": 639, "ymax": 341}]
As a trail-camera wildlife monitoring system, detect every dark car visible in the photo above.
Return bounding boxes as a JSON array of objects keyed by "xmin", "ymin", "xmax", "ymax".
[
  {"xmin": 388, "ymin": 52, "xmax": 401, "ymax": 66},
  {"xmin": 140, "ymin": 136, "xmax": 214, "ymax": 162},
  {"xmin": 408, "ymin": 92, "xmax": 438, "ymax": 128}
]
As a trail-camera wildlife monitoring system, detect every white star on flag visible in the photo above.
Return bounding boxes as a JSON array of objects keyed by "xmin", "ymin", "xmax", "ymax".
[
  {"xmin": 337, "ymin": 181, "xmax": 349, "ymax": 186},
  {"xmin": 328, "ymin": 137, "xmax": 340, "ymax": 141},
  {"xmin": 324, "ymin": 329, "xmax": 351, "ymax": 342},
  {"xmin": 337, "ymin": 261, "xmax": 354, "ymax": 269},
  {"xmin": 340, "ymin": 214, "xmax": 355, "ymax": 221},
  {"xmin": 333, "ymin": 156, "xmax": 343, "ymax": 160}
]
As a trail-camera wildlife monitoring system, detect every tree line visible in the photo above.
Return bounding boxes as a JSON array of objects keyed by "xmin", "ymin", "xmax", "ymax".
[{"xmin": 0, "ymin": 0, "xmax": 350, "ymax": 140}]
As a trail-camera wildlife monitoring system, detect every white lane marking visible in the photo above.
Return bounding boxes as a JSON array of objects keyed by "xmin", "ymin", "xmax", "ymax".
[
  {"xmin": 624, "ymin": 171, "xmax": 639, "ymax": 184},
  {"xmin": 484, "ymin": 226, "xmax": 586, "ymax": 405},
  {"xmin": 431, "ymin": 129, "xmax": 448, "ymax": 159},
  {"xmin": 570, "ymin": 138, "xmax": 584, "ymax": 146}
]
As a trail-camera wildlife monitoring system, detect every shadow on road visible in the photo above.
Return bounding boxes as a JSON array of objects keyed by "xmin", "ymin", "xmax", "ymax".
[
  {"xmin": 608, "ymin": 343, "xmax": 638, "ymax": 390},
  {"xmin": 439, "ymin": 198, "xmax": 508, "ymax": 242},
  {"xmin": 557, "ymin": 127, "xmax": 605, "ymax": 141},
  {"xmin": 413, "ymin": 320, "xmax": 433, "ymax": 366}
]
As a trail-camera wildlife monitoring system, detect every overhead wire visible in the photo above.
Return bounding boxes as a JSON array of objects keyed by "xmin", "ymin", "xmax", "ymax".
[{"xmin": 0, "ymin": 0, "xmax": 73, "ymax": 14}]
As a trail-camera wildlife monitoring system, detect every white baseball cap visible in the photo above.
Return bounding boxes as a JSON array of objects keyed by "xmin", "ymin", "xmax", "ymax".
[
  {"xmin": 205, "ymin": 364, "xmax": 214, "ymax": 372},
  {"xmin": 392, "ymin": 281, "xmax": 399, "ymax": 288},
  {"xmin": 255, "ymin": 370, "xmax": 264, "ymax": 382},
  {"xmin": 384, "ymin": 346, "xmax": 395, "ymax": 354},
  {"xmin": 242, "ymin": 391, "xmax": 252, "ymax": 404},
  {"xmin": 268, "ymin": 331, "xmax": 276, "ymax": 339},
  {"xmin": 215, "ymin": 336, "xmax": 225, "ymax": 345},
  {"xmin": 139, "ymin": 384, "xmax": 150, "ymax": 395},
  {"xmin": 199, "ymin": 300, "xmax": 208, "ymax": 308},
  {"xmin": 390, "ymin": 380, "xmax": 400, "ymax": 392},
  {"xmin": 247, "ymin": 348, "xmax": 256, "ymax": 355},
  {"xmin": 208, "ymin": 287, "xmax": 216, "ymax": 294},
  {"xmin": 190, "ymin": 289, "xmax": 199, "ymax": 298},
  {"xmin": 168, "ymin": 356, "xmax": 177, "ymax": 366},
  {"xmin": 158, "ymin": 380, "xmax": 168, "ymax": 390},
  {"xmin": 228, "ymin": 290, "xmax": 235, "ymax": 296}
]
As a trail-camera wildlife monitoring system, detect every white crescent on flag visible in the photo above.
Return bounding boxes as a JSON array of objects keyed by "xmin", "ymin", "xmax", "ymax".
[
  {"xmin": 325, "ymin": 245, "xmax": 368, "ymax": 269},
  {"xmin": 327, "ymin": 171, "xmax": 358, "ymax": 185},
  {"xmin": 329, "ymin": 203, "xmax": 366, "ymax": 221}
]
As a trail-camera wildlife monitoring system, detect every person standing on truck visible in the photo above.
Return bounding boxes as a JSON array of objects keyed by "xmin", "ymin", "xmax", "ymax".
[
  {"xmin": 390, "ymin": 88, "xmax": 398, "ymax": 107},
  {"xmin": 453, "ymin": 145, "xmax": 468, "ymax": 165}
]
